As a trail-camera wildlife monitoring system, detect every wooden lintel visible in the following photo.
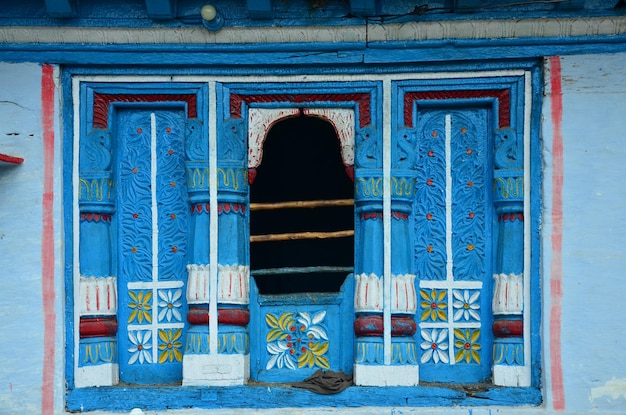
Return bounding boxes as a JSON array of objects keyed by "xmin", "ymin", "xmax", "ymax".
[
  {"xmin": 250, "ymin": 230, "xmax": 354, "ymax": 243},
  {"xmin": 250, "ymin": 199, "xmax": 354, "ymax": 211}
]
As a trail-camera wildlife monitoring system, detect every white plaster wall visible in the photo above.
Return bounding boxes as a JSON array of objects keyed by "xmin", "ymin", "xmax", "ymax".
[
  {"xmin": 3, "ymin": 53, "xmax": 626, "ymax": 414},
  {"xmin": 545, "ymin": 52, "xmax": 626, "ymax": 413},
  {"xmin": 0, "ymin": 62, "xmax": 64, "ymax": 415}
]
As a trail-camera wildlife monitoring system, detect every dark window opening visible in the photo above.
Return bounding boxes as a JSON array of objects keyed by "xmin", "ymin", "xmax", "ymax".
[{"xmin": 250, "ymin": 115, "xmax": 354, "ymax": 294}]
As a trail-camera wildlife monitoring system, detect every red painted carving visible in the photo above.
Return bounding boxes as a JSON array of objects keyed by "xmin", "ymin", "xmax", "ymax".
[
  {"xmin": 499, "ymin": 213, "xmax": 524, "ymax": 222},
  {"xmin": 359, "ymin": 212, "xmax": 408, "ymax": 220},
  {"xmin": 492, "ymin": 319, "xmax": 524, "ymax": 338},
  {"xmin": 187, "ymin": 307, "xmax": 250, "ymax": 326},
  {"xmin": 92, "ymin": 93, "xmax": 197, "ymax": 128},
  {"xmin": 190, "ymin": 203, "xmax": 211, "ymax": 214},
  {"xmin": 218, "ymin": 203, "xmax": 247, "ymax": 215},
  {"xmin": 230, "ymin": 93, "xmax": 371, "ymax": 128},
  {"xmin": 354, "ymin": 315, "xmax": 416, "ymax": 337},
  {"xmin": 79, "ymin": 316, "xmax": 118, "ymax": 338},
  {"xmin": 404, "ymin": 89, "xmax": 510, "ymax": 128},
  {"xmin": 80, "ymin": 213, "xmax": 112, "ymax": 222}
]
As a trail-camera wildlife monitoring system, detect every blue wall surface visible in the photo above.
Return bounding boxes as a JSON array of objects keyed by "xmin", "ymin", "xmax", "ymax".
[{"xmin": 1, "ymin": 49, "xmax": 626, "ymax": 413}]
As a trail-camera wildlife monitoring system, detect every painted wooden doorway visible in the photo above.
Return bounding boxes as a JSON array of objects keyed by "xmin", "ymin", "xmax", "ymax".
[
  {"xmin": 248, "ymin": 115, "xmax": 355, "ymax": 382},
  {"xmin": 413, "ymin": 105, "xmax": 494, "ymax": 383},
  {"xmin": 115, "ymin": 108, "xmax": 190, "ymax": 384}
]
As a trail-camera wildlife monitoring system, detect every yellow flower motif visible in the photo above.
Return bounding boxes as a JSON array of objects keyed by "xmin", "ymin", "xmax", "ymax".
[
  {"xmin": 128, "ymin": 290, "xmax": 153, "ymax": 324},
  {"xmin": 454, "ymin": 328, "xmax": 481, "ymax": 364},
  {"xmin": 420, "ymin": 289, "xmax": 447, "ymax": 321},
  {"xmin": 158, "ymin": 329, "xmax": 183, "ymax": 363}
]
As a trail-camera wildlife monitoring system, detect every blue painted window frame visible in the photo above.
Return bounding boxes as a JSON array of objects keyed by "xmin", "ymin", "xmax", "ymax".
[{"xmin": 63, "ymin": 61, "xmax": 543, "ymax": 411}]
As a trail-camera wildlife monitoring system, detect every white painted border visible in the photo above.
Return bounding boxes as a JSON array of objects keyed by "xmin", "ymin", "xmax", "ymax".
[
  {"xmin": 72, "ymin": 69, "xmax": 533, "ymax": 386},
  {"xmin": 382, "ymin": 78, "xmax": 392, "ymax": 366},
  {"xmin": 208, "ymin": 81, "xmax": 219, "ymax": 356},
  {"xmin": 354, "ymin": 364, "xmax": 419, "ymax": 386}
]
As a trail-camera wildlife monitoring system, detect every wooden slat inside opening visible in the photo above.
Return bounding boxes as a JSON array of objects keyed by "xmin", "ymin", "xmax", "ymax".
[
  {"xmin": 252, "ymin": 266, "xmax": 354, "ymax": 276},
  {"xmin": 250, "ymin": 229, "xmax": 354, "ymax": 243},
  {"xmin": 250, "ymin": 198, "xmax": 354, "ymax": 211}
]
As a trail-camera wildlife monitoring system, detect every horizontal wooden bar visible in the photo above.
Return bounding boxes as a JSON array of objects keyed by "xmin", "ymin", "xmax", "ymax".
[
  {"xmin": 250, "ymin": 229, "xmax": 354, "ymax": 242},
  {"xmin": 249, "ymin": 198, "xmax": 354, "ymax": 211},
  {"xmin": 252, "ymin": 266, "xmax": 354, "ymax": 276}
]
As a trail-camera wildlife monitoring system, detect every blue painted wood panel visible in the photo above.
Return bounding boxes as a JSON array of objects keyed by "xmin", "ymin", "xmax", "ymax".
[
  {"xmin": 249, "ymin": 276, "xmax": 354, "ymax": 382},
  {"xmin": 413, "ymin": 107, "xmax": 493, "ymax": 383},
  {"xmin": 115, "ymin": 108, "xmax": 189, "ymax": 384}
]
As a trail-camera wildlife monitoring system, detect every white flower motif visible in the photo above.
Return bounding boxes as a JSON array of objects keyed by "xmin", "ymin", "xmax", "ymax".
[
  {"xmin": 128, "ymin": 330, "xmax": 152, "ymax": 364},
  {"xmin": 453, "ymin": 289, "xmax": 480, "ymax": 321},
  {"xmin": 158, "ymin": 289, "xmax": 183, "ymax": 322},
  {"xmin": 420, "ymin": 328, "xmax": 449, "ymax": 364}
]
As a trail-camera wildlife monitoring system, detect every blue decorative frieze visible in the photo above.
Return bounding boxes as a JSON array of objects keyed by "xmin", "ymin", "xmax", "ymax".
[
  {"xmin": 493, "ymin": 170, "xmax": 524, "ymax": 204},
  {"xmin": 493, "ymin": 338, "xmax": 524, "ymax": 366},
  {"xmin": 355, "ymin": 337, "xmax": 418, "ymax": 365},
  {"xmin": 79, "ymin": 337, "xmax": 118, "ymax": 366},
  {"xmin": 354, "ymin": 169, "xmax": 383, "ymax": 212},
  {"xmin": 184, "ymin": 326, "xmax": 249, "ymax": 355},
  {"xmin": 79, "ymin": 171, "xmax": 114, "ymax": 212},
  {"xmin": 390, "ymin": 169, "xmax": 417, "ymax": 213},
  {"xmin": 186, "ymin": 161, "xmax": 210, "ymax": 203}
]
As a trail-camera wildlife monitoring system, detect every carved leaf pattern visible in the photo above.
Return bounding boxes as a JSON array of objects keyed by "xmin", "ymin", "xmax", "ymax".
[
  {"xmin": 184, "ymin": 118, "xmax": 206, "ymax": 161},
  {"xmin": 414, "ymin": 112, "xmax": 446, "ymax": 280},
  {"xmin": 355, "ymin": 126, "xmax": 381, "ymax": 169},
  {"xmin": 219, "ymin": 118, "xmax": 246, "ymax": 162},
  {"xmin": 451, "ymin": 112, "xmax": 486, "ymax": 281},
  {"xmin": 119, "ymin": 111, "xmax": 153, "ymax": 282},
  {"xmin": 156, "ymin": 112, "xmax": 188, "ymax": 281},
  {"xmin": 80, "ymin": 128, "xmax": 112, "ymax": 171}
]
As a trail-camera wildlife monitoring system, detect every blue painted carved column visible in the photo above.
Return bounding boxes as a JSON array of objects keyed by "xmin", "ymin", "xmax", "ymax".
[
  {"xmin": 76, "ymin": 129, "xmax": 119, "ymax": 387},
  {"xmin": 182, "ymin": 118, "xmax": 250, "ymax": 386},
  {"xmin": 182, "ymin": 119, "xmax": 213, "ymax": 384},
  {"xmin": 492, "ymin": 128, "xmax": 527, "ymax": 386},
  {"xmin": 352, "ymin": 126, "xmax": 385, "ymax": 384},
  {"xmin": 215, "ymin": 118, "xmax": 250, "ymax": 384}
]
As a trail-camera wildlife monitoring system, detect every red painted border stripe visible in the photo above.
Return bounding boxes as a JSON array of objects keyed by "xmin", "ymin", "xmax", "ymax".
[
  {"xmin": 41, "ymin": 64, "xmax": 56, "ymax": 415},
  {"xmin": 549, "ymin": 55, "xmax": 565, "ymax": 412}
]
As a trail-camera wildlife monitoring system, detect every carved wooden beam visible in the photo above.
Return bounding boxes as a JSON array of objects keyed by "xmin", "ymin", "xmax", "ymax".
[
  {"xmin": 43, "ymin": 0, "xmax": 78, "ymax": 18},
  {"xmin": 145, "ymin": 0, "xmax": 176, "ymax": 19},
  {"xmin": 349, "ymin": 0, "xmax": 377, "ymax": 16},
  {"xmin": 246, "ymin": 0, "xmax": 273, "ymax": 19}
]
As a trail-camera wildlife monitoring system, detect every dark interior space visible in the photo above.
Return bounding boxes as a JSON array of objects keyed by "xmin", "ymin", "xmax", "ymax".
[{"xmin": 250, "ymin": 115, "xmax": 354, "ymax": 294}]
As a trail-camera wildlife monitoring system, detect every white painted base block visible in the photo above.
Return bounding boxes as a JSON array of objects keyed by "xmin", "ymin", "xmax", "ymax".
[
  {"xmin": 183, "ymin": 354, "xmax": 249, "ymax": 386},
  {"xmin": 353, "ymin": 364, "xmax": 419, "ymax": 386},
  {"xmin": 493, "ymin": 364, "xmax": 531, "ymax": 387},
  {"xmin": 75, "ymin": 363, "xmax": 119, "ymax": 388}
]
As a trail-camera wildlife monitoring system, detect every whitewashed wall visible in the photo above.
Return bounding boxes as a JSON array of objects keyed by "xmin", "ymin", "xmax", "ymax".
[{"xmin": 2, "ymin": 53, "xmax": 626, "ymax": 414}]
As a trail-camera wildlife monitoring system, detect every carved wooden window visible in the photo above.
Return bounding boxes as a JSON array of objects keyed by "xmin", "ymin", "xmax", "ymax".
[{"xmin": 249, "ymin": 115, "xmax": 354, "ymax": 294}]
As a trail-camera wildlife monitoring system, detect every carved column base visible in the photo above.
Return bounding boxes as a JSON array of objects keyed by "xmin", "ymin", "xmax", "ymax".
[
  {"xmin": 353, "ymin": 363, "xmax": 419, "ymax": 387},
  {"xmin": 75, "ymin": 360, "xmax": 119, "ymax": 388},
  {"xmin": 183, "ymin": 353, "xmax": 250, "ymax": 386},
  {"xmin": 493, "ymin": 364, "xmax": 530, "ymax": 387}
]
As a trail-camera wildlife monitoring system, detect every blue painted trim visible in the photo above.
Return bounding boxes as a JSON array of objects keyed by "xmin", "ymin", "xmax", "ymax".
[
  {"xmin": 62, "ymin": 67, "xmax": 77, "ymax": 389},
  {"xmin": 2, "ymin": 35, "xmax": 626, "ymax": 65},
  {"xmin": 66, "ymin": 384, "xmax": 542, "ymax": 411}
]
